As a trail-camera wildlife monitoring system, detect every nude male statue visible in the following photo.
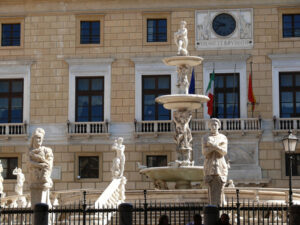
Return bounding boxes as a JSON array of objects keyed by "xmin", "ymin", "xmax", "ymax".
[{"xmin": 202, "ymin": 118, "xmax": 228, "ymax": 205}]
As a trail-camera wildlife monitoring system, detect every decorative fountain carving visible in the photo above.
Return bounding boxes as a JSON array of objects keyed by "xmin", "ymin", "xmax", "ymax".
[
  {"xmin": 139, "ymin": 21, "xmax": 209, "ymax": 189},
  {"xmin": 0, "ymin": 160, "xmax": 5, "ymax": 197},
  {"xmin": 111, "ymin": 137, "xmax": 126, "ymax": 179}
]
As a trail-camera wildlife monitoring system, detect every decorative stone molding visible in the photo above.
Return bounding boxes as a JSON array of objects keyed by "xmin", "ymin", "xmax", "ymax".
[{"xmin": 195, "ymin": 9, "xmax": 253, "ymax": 50}]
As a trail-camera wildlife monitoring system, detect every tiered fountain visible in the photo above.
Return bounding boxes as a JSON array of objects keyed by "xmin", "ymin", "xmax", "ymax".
[{"xmin": 140, "ymin": 21, "xmax": 209, "ymax": 189}]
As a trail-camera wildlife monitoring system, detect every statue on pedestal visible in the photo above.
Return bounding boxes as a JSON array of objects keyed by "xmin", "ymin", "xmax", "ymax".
[
  {"xmin": 13, "ymin": 168, "xmax": 25, "ymax": 195},
  {"xmin": 174, "ymin": 21, "xmax": 189, "ymax": 56},
  {"xmin": 202, "ymin": 118, "xmax": 228, "ymax": 205},
  {"xmin": 111, "ymin": 137, "xmax": 125, "ymax": 179},
  {"xmin": 28, "ymin": 128, "xmax": 53, "ymax": 207}
]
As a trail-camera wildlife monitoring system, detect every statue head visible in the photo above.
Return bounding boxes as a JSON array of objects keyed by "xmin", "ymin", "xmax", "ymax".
[
  {"xmin": 180, "ymin": 21, "xmax": 187, "ymax": 28},
  {"xmin": 117, "ymin": 137, "xmax": 123, "ymax": 145},
  {"xmin": 208, "ymin": 118, "xmax": 221, "ymax": 134},
  {"xmin": 30, "ymin": 128, "xmax": 45, "ymax": 149}
]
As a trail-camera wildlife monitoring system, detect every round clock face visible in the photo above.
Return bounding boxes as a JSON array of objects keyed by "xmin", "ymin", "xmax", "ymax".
[{"xmin": 212, "ymin": 13, "xmax": 236, "ymax": 37}]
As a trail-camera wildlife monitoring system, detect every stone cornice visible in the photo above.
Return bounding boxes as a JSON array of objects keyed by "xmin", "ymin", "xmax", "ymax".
[
  {"xmin": 202, "ymin": 54, "xmax": 251, "ymax": 62},
  {"xmin": 65, "ymin": 58, "xmax": 115, "ymax": 66}
]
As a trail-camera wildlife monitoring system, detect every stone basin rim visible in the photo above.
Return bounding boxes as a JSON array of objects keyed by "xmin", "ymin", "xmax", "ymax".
[
  {"xmin": 156, "ymin": 94, "xmax": 210, "ymax": 104},
  {"xmin": 163, "ymin": 56, "xmax": 204, "ymax": 66}
]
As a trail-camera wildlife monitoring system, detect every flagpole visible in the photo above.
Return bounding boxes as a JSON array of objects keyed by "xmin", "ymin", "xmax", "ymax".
[{"xmin": 212, "ymin": 63, "xmax": 215, "ymax": 118}]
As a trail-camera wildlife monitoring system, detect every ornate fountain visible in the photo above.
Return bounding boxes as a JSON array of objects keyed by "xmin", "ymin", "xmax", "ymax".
[{"xmin": 139, "ymin": 21, "xmax": 209, "ymax": 189}]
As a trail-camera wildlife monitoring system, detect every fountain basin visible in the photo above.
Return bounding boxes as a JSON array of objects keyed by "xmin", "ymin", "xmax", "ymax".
[
  {"xmin": 140, "ymin": 166, "xmax": 204, "ymax": 189},
  {"xmin": 163, "ymin": 56, "xmax": 203, "ymax": 67},
  {"xmin": 156, "ymin": 94, "xmax": 209, "ymax": 110}
]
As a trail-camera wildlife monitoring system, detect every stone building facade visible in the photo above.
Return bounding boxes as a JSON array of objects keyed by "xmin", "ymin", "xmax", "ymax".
[{"xmin": 0, "ymin": 0, "xmax": 299, "ymax": 195}]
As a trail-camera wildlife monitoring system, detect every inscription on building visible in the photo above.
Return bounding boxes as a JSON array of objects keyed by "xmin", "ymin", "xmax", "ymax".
[{"xmin": 195, "ymin": 9, "xmax": 253, "ymax": 50}]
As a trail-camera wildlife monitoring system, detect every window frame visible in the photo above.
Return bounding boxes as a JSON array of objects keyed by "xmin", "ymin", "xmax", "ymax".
[
  {"xmin": 212, "ymin": 73, "xmax": 240, "ymax": 118},
  {"xmin": 75, "ymin": 77, "xmax": 104, "ymax": 122},
  {"xmin": 279, "ymin": 72, "xmax": 300, "ymax": 118},
  {"xmin": 142, "ymin": 12, "xmax": 171, "ymax": 46},
  {"xmin": 279, "ymin": 8, "xmax": 300, "ymax": 41},
  {"xmin": 203, "ymin": 57, "xmax": 248, "ymax": 119},
  {"xmin": 0, "ymin": 79, "xmax": 24, "ymax": 123},
  {"xmin": 146, "ymin": 155, "xmax": 168, "ymax": 167},
  {"xmin": 76, "ymin": 15, "xmax": 104, "ymax": 47},
  {"xmin": 75, "ymin": 153, "xmax": 102, "ymax": 181},
  {"xmin": 142, "ymin": 75, "xmax": 171, "ymax": 121},
  {"xmin": 66, "ymin": 58, "xmax": 113, "ymax": 123},
  {"xmin": 0, "ymin": 17, "xmax": 24, "ymax": 49},
  {"xmin": 0, "ymin": 154, "xmax": 21, "ymax": 180}
]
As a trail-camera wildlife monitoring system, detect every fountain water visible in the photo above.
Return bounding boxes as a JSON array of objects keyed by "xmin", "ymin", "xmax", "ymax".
[{"xmin": 139, "ymin": 21, "xmax": 209, "ymax": 189}]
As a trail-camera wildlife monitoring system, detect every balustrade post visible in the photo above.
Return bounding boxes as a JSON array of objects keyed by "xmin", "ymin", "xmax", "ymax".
[
  {"xmin": 154, "ymin": 122, "xmax": 158, "ymax": 132},
  {"xmin": 293, "ymin": 120, "xmax": 297, "ymax": 130},
  {"xmin": 241, "ymin": 119, "xmax": 245, "ymax": 131},
  {"xmin": 87, "ymin": 123, "xmax": 90, "ymax": 134},
  {"xmin": 119, "ymin": 203, "xmax": 133, "ymax": 225},
  {"xmin": 5, "ymin": 124, "xmax": 9, "ymax": 135}
]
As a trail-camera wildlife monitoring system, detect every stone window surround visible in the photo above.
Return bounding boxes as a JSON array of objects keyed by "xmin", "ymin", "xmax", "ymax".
[
  {"xmin": 65, "ymin": 58, "xmax": 114, "ymax": 123},
  {"xmin": 0, "ymin": 153, "xmax": 22, "ymax": 181},
  {"xmin": 76, "ymin": 14, "xmax": 104, "ymax": 47},
  {"xmin": 0, "ymin": 60, "xmax": 32, "ymax": 124},
  {"xmin": 202, "ymin": 54, "xmax": 249, "ymax": 119},
  {"xmin": 279, "ymin": 8, "xmax": 300, "ymax": 41},
  {"xmin": 269, "ymin": 54, "xmax": 300, "ymax": 118},
  {"xmin": 142, "ymin": 12, "xmax": 171, "ymax": 46},
  {"xmin": 75, "ymin": 152, "xmax": 103, "ymax": 182},
  {"xmin": 0, "ymin": 17, "xmax": 24, "ymax": 49},
  {"xmin": 132, "ymin": 57, "xmax": 178, "ymax": 121}
]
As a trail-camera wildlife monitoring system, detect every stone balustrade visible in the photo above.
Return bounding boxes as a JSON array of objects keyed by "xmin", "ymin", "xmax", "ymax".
[
  {"xmin": 0, "ymin": 123, "xmax": 27, "ymax": 138},
  {"xmin": 273, "ymin": 117, "xmax": 300, "ymax": 134},
  {"xmin": 135, "ymin": 118, "xmax": 261, "ymax": 135},
  {"xmin": 67, "ymin": 121, "xmax": 109, "ymax": 137}
]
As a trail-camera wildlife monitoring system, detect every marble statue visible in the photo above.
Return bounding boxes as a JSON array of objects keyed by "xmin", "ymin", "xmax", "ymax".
[
  {"xmin": 111, "ymin": 137, "xmax": 125, "ymax": 179},
  {"xmin": 0, "ymin": 160, "xmax": 4, "ymax": 196},
  {"xmin": 202, "ymin": 118, "xmax": 228, "ymax": 205},
  {"xmin": 28, "ymin": 128, "xmax": 53, "ymax": 207},
  {"xmin": 174, "ymin": 110, "xmax": 193, "ymax": 166},
  {"xmin": 177, "ymin": 65, "xmax": 190, "ymax": 94},
  {"xmin": 13, "ymin": 168, "xmax": 25, "ymax": 195},
  {"xmin": 174, "ymin": 21, "xmax": 188, "ymax": 56}
]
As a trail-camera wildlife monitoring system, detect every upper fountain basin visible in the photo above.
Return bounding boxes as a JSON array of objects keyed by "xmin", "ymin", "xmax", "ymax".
[
  {"xmin": 156, "ymin": 94, "xmax": 209, "ymax": 110},
  {"xmin": 163, "ymin": 56, "xmax": 203, "ymax": 67}
]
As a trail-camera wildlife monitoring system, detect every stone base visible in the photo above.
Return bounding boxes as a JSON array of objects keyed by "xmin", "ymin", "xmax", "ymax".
[
  {"xmin": 31, "ymin": 188, "xmax": 51, "ymax": 208},
  {"xmin": 175, "ymin": 180, "xmax": 192, "ymax": 189}
]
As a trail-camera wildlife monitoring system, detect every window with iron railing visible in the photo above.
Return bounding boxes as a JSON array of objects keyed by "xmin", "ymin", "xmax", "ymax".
[
  {"xmin": 1, "ymin": 23, "xmax": 20, "ymax": 46},
  {"xmin": 283, "ymin": 14, "xmax": 300, "ymax": 38}
]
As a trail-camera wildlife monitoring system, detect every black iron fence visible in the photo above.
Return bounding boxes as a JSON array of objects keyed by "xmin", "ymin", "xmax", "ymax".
[{"xmin": 0, "ymin": 190, "xmax": 291, "ymax": 225}]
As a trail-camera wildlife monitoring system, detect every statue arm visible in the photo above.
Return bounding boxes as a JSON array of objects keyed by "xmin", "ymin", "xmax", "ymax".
[{"xmin": 210, "ymin": 138, "xmax": 228, "ymax": 156}]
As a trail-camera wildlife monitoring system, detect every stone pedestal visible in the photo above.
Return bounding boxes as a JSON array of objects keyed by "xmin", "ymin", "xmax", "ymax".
[{"xmin": 31, "ymin": 188, "xmax": 51, "ymax": 208}]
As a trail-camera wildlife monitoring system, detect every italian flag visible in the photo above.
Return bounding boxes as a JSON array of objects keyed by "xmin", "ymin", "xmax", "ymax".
[{"xmin": 205, "ymin": 71, "xmax": 215, "ymax": 116}]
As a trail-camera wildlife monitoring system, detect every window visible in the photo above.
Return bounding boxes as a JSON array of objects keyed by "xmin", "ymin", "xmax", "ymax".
[
  {"xmin": 80, "ymin": 21, "xmax": 100, "ymax": 44},
  {"xmin": 285, "ymin": 153, "xmax": 300, "ymax": 176},
  {"xmin": 147, "ymin": 155, "xmax": 167, "ymax": 167},
  {"xmin": 0, "ymin": 79, "xmax": 23, "ymax": 123},
  {"xmin": 147, "ymin": 19, "xmax": 167, "ymax": 42},
  {"xmin": 283, "ymin": 14, "xmax": 300, "ymax": 38},
  {"xmin": 142, "ymin": 75, "xmax": 171, "ymax": 120},
  {"xmin": 76, "ymin": 77, "xmax": 104, "ymax": 122},
  {"xmin": 0, "ymin": 157, "xmax": 18, "ymax": 179},
  {"xmin": 212, "ymin": 73, "xmax": 240, "ymax": 118},
  {"xmin": 279, "ymin": 72, "xmax": 300, "ymax": 118},
  {"xmin": 1, "ymin": 23, "xmax": 20, "ymax": 46},
  {"xmin": 76, "ymin": 15, "xmax": 104, "ymax": 47},
  {"xmin": 78, "ymin": 156, "xmax": 99, "ymax": 179}
]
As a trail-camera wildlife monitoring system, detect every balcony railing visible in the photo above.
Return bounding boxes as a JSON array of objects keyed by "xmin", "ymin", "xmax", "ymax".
[
  {"xmin": 135, "ymin": 118, "xmax": 261, "ymax": 135},
  {"xmin": 67, "ymin": 121, "xmax": 109, "ymax": 137},
  {"xmin": 273, "ymin": 117, "xmax": 300, "ymax": 134},
  {"xmin": 0, "ymin": 123, "xmax": 27, "ymax": 138}
]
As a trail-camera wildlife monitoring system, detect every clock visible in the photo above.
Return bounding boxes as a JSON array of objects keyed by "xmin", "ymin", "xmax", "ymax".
[{"xmin": 212, "ymin": 13, "xmax": 236, "ymax": 37}]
